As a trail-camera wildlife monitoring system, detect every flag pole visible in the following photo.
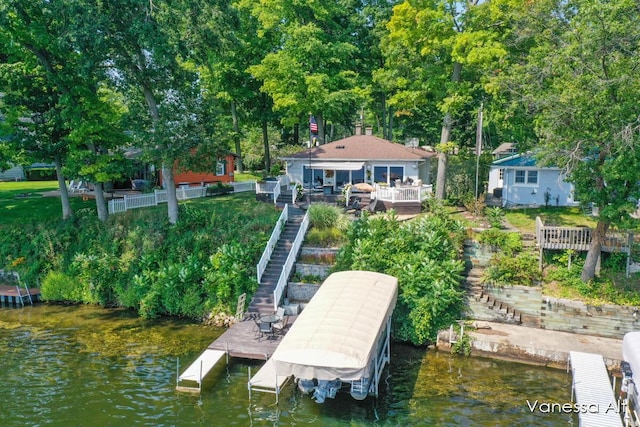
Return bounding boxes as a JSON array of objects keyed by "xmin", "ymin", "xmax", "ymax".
[{"xmin": 475, "ymin": 103, "xmax": 483, "ymax": 201}]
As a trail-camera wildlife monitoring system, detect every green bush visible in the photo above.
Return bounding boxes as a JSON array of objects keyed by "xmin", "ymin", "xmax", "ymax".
[
  {"xmin": 304, "ymin": 227, "xmax": 345, "ymax": 247},
  {"xmin": 41, "ymin": 271, "xmax": 94, "ymax": 303},
  {"xmin": 335, "ymin": 211, "xmax": 466, "ymax": 345},
  {"xmin": 484, "ymin": 207, "xmax": 505, "ymax": 229},
  {"xmin": 477, "ymin": 229, "xmax": 523, "ymax": 255},
  {"xmin": 483, "ymin": 252, "xmax": 541, "ymax": 287}
]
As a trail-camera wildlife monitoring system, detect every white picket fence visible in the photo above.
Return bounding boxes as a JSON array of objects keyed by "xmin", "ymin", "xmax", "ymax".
[{"xmin": 107, "ymin": 181, "xmax": 256, "ymax": 215}]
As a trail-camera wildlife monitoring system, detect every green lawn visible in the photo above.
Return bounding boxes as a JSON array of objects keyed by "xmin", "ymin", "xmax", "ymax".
[
  {"xmin": 504, "ymin": 206, "xmax": 597, "ymax": 234},
  {"xmin": 0, "ymin": 181, "xmax": 98, "ymax": 225},
  {"xmin": 0, "ymin": 180, "xmax": 266, "ymax": 226}
]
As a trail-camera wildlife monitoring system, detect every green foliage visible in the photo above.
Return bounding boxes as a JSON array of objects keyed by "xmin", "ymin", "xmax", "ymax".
[
  {"xmin": 41, "ymin": 271, "xmax": 93, "ymax": 303},
  {"xmin": 477, "ymin": 229, "xmax": 523, "ymax": 255},
  {"xmin": 335, "ymin": 210, "xmax": 467, "ymax": 345},
  {"xmin": 483, "ymin": 252, "xmax": 541, "ymax": 287},
  {"xmin": 307, "ymin": 203, "xmax": 349, "ymax": 231},
  {"xmin": 304, "ymin": 227, "xmax": 345, "ymax": 248},
  {"xmin": 1, "ymin": 194, "xmax": 279, "ymax": 319},
  {"xmin": 484, "ymin": 207, "xmax": 505, "ymax": 229},
  {"xmin": 450, "ymin": 323, "xmax": 473, "ymax": 357}
]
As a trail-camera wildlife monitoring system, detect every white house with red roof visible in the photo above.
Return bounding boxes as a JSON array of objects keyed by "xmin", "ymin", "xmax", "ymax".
[{"xmin": 280, "ymin": 127, "xmax": 436, "ymax": 195}]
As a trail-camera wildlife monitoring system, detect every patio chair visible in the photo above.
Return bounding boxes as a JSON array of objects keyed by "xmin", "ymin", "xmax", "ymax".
[
  {"xmin": 258, "ymin": 320, "xmax": 273, "ymax": 340},
  {"xmin": 273, "ymin": 315, "xmax": 289, "ymax": 335}
]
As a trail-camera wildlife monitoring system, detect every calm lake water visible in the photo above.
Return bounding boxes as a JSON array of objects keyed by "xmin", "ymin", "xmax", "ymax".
[{"xmin": 0, "ymin": 305, "xmax": 577, "ymax": 426}]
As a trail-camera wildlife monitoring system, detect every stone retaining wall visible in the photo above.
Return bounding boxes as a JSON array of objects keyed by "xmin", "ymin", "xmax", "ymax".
[{"xmin": 471, "ymin": 284, "xmax": 640, "ymax": 339}]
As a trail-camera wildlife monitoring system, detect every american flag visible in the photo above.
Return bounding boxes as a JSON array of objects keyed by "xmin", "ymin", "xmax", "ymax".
[{"xmin": 309, "ymin": 116, "xmax": 318, "ymax": 135}]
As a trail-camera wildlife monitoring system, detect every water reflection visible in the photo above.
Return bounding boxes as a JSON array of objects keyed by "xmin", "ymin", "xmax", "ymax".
[{"xmin": 0, "ymin": 305, "xmax": 575, "ymax": 426}]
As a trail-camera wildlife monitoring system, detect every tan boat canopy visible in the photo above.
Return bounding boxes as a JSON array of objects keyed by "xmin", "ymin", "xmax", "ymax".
[{"xmin": 271, "ymin": 270, "xmax": 398, "ymax": 381}]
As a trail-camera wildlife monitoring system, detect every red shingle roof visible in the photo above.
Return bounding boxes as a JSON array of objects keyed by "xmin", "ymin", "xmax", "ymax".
[{"xmin": 283, "ymin": 135, "xmax": 436, "ymax": 161}]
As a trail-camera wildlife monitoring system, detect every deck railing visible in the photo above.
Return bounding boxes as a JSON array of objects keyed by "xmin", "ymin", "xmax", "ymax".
[
  {"xmin": 273, "ymin": 208, "xmax": 309, "ymax": 311},
  {"xmin": 256, "ymin": 180, "xmax": 281, "ymax": 204},
  {"xmin": 256, "ymin": 204, "xmax": 289, "ymax": 284},
  {"xmin": 535, "ymin": 216, "xmax": 632, "ymax": 253},
  {"xmin": 372, "ymin": 184, "xmax": 433, "ymax": 203}
]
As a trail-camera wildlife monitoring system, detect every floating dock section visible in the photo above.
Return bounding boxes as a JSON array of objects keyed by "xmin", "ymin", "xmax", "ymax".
[
  {"xmin": 569, "ymin": 351, "xmax": 623, "ymax": 427},
  {"xmin": 176, "ymin": 349, "xmax": 227, "ymax": 393},
  {"xmin": 248, "ymin": 358, "xmax": 291, "ymax": 403}
]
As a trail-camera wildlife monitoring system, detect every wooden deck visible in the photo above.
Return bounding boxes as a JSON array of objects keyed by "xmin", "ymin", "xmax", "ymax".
[
  {"xmin": 535, "ymin": 217, "xmax": 632, "ymax": 253},
  {"xmin": 209, "ymin": 315, "xmax": 297, "ymax": 360},
  {"xmin": 0, "ymin": 285, "xmax": 40, "ymax": 306}
]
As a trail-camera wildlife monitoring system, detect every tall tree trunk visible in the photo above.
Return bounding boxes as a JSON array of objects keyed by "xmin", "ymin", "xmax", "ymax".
[
  {"xmin": 293, "ymin": 124, "xmax": 299, "ymax": 145},
  {"xmin": 93, "ymin": 182, "xmax": 108, "ymax": 222},
  {"xmin": 54, "ymin": 154, "xmax": 73, "ymax": 219},
  {"xmin": 581, "ymin": 220, "xmax": 609, "ymax": 281},
  {"xmin": 231, "ymin": 101, "xmax": 243, "ymax": 173},
  {"xmin": 262, "ymin": 118, "xmax": 270, "ymax": 173},
  {"xmin": 435, "ymin": 62, "xmax": 462, "ymax": 200},
  {"xmin": 163, "ymin": 164, "xmax": 179, "ymax": 224},
  {"xmin": 141, "ymin": 83, "xmax": 179, "ymax": 224},
  {"xmin": 316, "ymin": 112, "xmax": 325, "ymax": 144}
]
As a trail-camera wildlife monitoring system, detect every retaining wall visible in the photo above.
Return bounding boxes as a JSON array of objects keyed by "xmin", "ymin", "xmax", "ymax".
[{"xmin": 469, "ymin": 284, "xmax": 640, "ymax": 339}]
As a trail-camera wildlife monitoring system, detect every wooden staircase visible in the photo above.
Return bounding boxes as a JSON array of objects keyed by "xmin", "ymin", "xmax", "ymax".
[{"xmin": 248, "ymin": 205, "xmax": 305, "ymax": 314}]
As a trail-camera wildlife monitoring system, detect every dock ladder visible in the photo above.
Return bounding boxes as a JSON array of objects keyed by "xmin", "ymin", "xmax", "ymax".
[{"xmin": 16, "ymin": 273, "xmax": 33, "ymax": 306}]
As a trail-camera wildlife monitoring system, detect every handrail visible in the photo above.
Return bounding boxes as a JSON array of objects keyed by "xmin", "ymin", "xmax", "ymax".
[
  {"xmin": 273, "ymin": 209, "xmax": 309, "ymax": 311},
  {"xmin": 256, "ymin": 204, "xmax": 289, "ymax": 284}
]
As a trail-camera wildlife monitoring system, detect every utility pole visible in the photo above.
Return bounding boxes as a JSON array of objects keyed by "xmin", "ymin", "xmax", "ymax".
[{"xmin": 475, "ymin": 103, "xmax": 483, "ymax": 201}]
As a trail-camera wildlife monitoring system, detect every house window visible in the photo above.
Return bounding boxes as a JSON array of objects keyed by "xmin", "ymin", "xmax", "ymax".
[
  {"xmin": 514, "ymin": 169, "xmax": 537, "ymax": 185},
  {"xmin": 373, "ymin": 165, "xmax": 404, "ymax": 185},
  {"xmin": 216, "ymin": 160, "xmax": 226, "ymax": 176}
]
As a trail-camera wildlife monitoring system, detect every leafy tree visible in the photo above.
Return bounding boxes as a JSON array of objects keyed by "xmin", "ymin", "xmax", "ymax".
[
  {"xmin": 380, "ymin": 0, "xmax": 508, "ymax": 198},
  {"xmin": 0, "ymin": 0, "xmax": 129, "ymax": 221},
  {"xmin": 498, "ymin": 0, "xmax": 640, "ymax": 281},
  {"xmin": 245, "ymin": 0, "xmax": 362, "ymax": 144}
]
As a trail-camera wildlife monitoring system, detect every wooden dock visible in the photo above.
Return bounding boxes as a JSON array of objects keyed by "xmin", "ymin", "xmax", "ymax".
[
  {"xmin": 208, "ymin": 315, "xmax": 296, "ymax": 360},
  {"xmin": 0, "ymin": 285, "xmax": 40, "ymax": 306}
]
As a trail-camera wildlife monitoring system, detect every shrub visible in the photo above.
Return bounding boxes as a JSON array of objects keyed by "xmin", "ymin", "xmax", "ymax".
[
  {"xmin": 484, "ymin": 207, "xmax": 505, "ymax": 229},
  {"xmin": 477, "ymin": 229, "xmax": 523, "ymax": 255},
  {"xmin": 41, "ymin": 271, "xmax": 94, "ymax": 303},
  {"xmin": 305, "ymin": 227, "xmax": 344, "ymax": 247},
  {"xmin": 483, "ymin": 252, "xmax": 541, "ymax": 287},
  {"xmin": 307, "ymin": 203, "xmax": 348, "ymax": 230}
]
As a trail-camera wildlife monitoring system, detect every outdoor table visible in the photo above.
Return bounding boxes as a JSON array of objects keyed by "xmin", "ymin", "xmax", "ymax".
[{"xmin": 259, "ymin": 314, "xmax": 281, "ymax": 340}]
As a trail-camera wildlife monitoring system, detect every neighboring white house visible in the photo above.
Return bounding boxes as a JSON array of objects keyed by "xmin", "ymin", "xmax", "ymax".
[
  {"xmin": 0, "ymin": 163, "xmax": 25, "ymax": 181},
  {"xmin": 280, "ymin": 127, "xmax": 436, "ymax": 194},
  {"xmin": 488, "ymin": 153, "xmax": 579, "ymax": 208}
]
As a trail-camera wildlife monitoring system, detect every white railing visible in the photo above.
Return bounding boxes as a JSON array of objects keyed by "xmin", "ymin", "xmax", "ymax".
[
  {"xmin": 231, "ymin": 181, "xmax": 256, "ymax": 193},
  {"xmin": 273, "ymin": 209, "xmax": 309, "ymax": 311},
  {"xmin": 108, "ymin": 185, "xmax": 208, "ymax": 215},
  {"xmin": 256, "ymin": 179, "xmax": 282, "ymax": 204},
  {"xmin": 256, "ymin": 204, "xmax": 289, "ymax": 284},
  {"xmin": 372, "ymin": 184, "xmax": 433, "ymax": 203}
]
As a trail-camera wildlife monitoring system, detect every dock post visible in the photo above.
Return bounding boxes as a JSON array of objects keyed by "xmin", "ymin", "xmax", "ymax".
[{"xmin": 176, "ymin": 358, "xmax": 180, "ymax": 388}]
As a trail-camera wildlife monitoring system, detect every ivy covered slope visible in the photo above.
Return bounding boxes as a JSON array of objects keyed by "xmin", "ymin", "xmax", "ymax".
[
  {"xmin": 334, "ymin": 207, "xmax": 467, "ymax": 346},
  {"xmin": 0, "ymin": 195, "xmax": 280, "ymax": 319}
]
